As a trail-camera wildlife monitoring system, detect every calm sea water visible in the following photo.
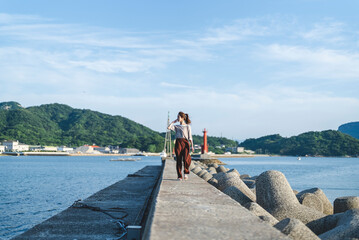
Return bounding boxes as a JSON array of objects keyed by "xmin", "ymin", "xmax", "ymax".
[
  {"xmin": 0, "ymin": 155, "xmax": 161, "ymax": 240},
  {"xmin": 223, "ymin": 156, "xmax": 359, "ymax": 203},
  {"xmin": 1, "ymin": 156, "xmax": 359, "ymax": 239}
]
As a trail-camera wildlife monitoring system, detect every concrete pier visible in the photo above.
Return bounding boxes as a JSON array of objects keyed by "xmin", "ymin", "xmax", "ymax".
[
  {"xmin": 12, "ymin": 159, "xmax": 291, "ymax": 240},
  {"xmin": 144, "ymin": 159, "xmax": 289, "ymax": 240},
  {"xmin": 12, "ymin": 165, "xmax": 163, "ymax": 240}
]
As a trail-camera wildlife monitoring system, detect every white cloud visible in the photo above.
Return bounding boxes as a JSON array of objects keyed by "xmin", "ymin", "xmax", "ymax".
[
  {"xmin": 177, "ymin": 17, "xmax": 280, "ymax": 47},
  {"xmin": 299, "ymin": 21, "xmax": 346, "ymax": 43},
  {"xmin": 0, "ymin": 14, "xmax": 215, "ymax": 76},
  {"xmin": 160, "ymin": 82, "xmax": 197, "ymax": 89},
  {"xmin": 257, "ymin": 44, "xmax": 359, "ymax": 80},
  {"xmin": 3, "ymin": 85, "xmax": 357, "ymax": 140},
  {"xmin": 0, "ymin": 13, "xmax": 45, "ymax": 24},
  {"xmin": 69, "ymin": 60, "xmax": 146, "ymax": 73},
  {"xmin": 1, "ymin": 13, "xmax": 359, "ymax": 140}
]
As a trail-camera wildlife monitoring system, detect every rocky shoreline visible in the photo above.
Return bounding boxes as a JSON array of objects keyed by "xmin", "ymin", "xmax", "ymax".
[{"xmin": 190, "ymin": 160, "xmax": 359, "ymax": 240}]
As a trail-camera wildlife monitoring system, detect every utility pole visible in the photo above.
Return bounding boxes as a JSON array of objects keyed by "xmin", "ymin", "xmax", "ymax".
[{"xmin": 162, "ymin": 111, "xmax": 173, "ymax": 159}]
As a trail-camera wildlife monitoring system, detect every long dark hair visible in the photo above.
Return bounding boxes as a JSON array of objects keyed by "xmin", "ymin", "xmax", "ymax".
[{"xmin": 178, "ymin": 111, "xmax": 191, "ymax": 124}]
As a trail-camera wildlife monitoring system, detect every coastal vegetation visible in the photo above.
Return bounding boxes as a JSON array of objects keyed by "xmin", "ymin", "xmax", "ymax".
[
  {"xmin": 0, "ymin": 102, "xmax": 236, "ymax": 152},
  {"xmin": 0, "ymin": 102, "xmax": 164, "ymax": 151},
  {"xmin": 2, "ymin": 101, "xmax": 357, "ymax": 156},
  {"xmin": 161, "ymin": 132, "xmax": 239, "ymax": 154},
  {"xmin": 239, "ymin": 130, "xmax": 359, "ymax": 157},
  {"xmin": 193, "ymin": 135, "xmax": 238, "ymax": 154}
]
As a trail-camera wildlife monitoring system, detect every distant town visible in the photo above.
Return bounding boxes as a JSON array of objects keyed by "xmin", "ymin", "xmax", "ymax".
[
  {"xmin": 0, "ymin": 140, "xmax": 142, "ymax": 155},
  {"xmin": 0, "ymin": 140, "xmax": 254, "ymax": 156}
]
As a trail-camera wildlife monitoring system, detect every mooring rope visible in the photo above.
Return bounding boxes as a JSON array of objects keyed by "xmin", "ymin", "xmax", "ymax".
[{"xmin": 71, "ymin": 199, "xmax": 128, "ymax": 239}]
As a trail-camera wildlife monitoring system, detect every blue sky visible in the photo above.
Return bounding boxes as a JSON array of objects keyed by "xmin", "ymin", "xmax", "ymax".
[{"xmin": 1, "ymin": 0, "xmax": 359, "ymax": 140}]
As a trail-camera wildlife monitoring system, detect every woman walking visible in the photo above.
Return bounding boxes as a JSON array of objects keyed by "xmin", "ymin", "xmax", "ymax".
[{"xmin": 168, "ymin": 112, "xmax": 194, "ymax": 180}]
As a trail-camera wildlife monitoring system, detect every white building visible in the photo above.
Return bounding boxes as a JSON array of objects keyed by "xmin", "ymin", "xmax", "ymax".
[
  {"xmin": 0, "ymin": 145, "xmax": 5, "ymax": 152},
  {"xmin": 225, "ymin": 147, "xmax": 245, "ymax": 153},
  {"xmin": 108, "ymin": 145, "xmax": 120, "ymax": 154},
  {"xmin": 2, "ymin": 140, "xmax": 29, "ymax": 152},
  {"xmin": 74, "ymin": 145, "xmax": 100, "ymax": 154},
  {"xmin": 41, "ymin": 146, "xmax": 58, "ymax": 151},
  {"xmin": 93, "ymin": 146, "xmax": 111, "ymax": 153},
  {"xmin": 119, "ymin": 148, "xmax": 140, "ymax": 154},
  {"xmin": 58, "ymin": 146, "xmax": 74, "ymax": 152},
  {"xmin": 29, "ymin": 146, "xmax": 41, "ymax": 151},
  {"xmin": 237, "ymin": 147, "xmax": 245, "ymax": 153},
  {"xmin": 30, "ymin": 146, "xmax": 58, "ymax": 151},
  {"xmin": 245, "ymin": 150, "xmax": 256, "ymax": 154}
]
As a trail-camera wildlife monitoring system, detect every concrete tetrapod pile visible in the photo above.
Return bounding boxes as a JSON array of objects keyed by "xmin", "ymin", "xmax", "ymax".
[
  {"xmin": 296, "ymin": 188, "xmax": 334, "ymax": 215},
  {"xmin": 190, "ymin": 160, "xmax": 359, "ymax": 240},
  {"xmin": 256, "ymin": 170, "xmax": 326, "ymax": 224}
]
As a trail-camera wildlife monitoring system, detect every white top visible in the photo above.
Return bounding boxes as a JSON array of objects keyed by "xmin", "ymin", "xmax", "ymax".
[{"xmin": 168, "ymin": 123, "xmax": 193, "ymax": 142}]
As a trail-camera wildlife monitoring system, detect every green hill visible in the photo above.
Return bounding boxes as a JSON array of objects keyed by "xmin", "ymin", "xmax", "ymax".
[
  {"xmin": 239, "ymin": 130, "xmax": 359, "ymax": 157},
  {"xmin": 161, "ymin": 132, "xmax": 238, "ymax": 154},
  {"xmin": 0, "ymin": 102, "xmax": 236, "ymax": 152},
  {"xmin": 192, "ymin": 135, "xmax": 237, "ymax": 153},
  {"xmin": 338, "ymin": 121, "xmax": 359, "ymax": 139},
  {"xmin": 0, "ymin": 102, "xmax": 164, "ymax": 152}
]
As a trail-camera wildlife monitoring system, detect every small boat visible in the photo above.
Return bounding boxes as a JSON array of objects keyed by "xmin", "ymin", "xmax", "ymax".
[
  {"xmin": 134, "ymin": 152, "xmax": 148, "ymax": 156},
  {"xmin": 110, "ymin": 158, "xmax": 141, "ymax": 161},
  {"xmin": 297, "ymin": 157, "xmax": 301, "ymax": 161}
]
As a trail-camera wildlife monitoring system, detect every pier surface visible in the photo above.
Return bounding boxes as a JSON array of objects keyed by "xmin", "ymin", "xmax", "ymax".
[
  {"xmin": 12, "ymin": 165, "xmax": 162, "ymax": 240},
  {"xmin": 145, "ymin": 159, "xmax": 289, "ymax": 240}
]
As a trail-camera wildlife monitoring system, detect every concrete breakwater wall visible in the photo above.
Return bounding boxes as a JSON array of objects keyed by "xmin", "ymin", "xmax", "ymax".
[
  {"xmin": 12, "ymin": 165, "xmax": 163, "ymax": 240},
  {"xmin": 191, "ymin": 160, "xmax": 359, "ymax": 239}
]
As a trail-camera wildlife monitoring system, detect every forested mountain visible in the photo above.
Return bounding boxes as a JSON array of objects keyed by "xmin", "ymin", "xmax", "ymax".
[
  {"xmin": 192, "ymin": 135, "xmax": 238, "ymax": 153},
  {"xmin": 239, "ymin": 130, "xmax": 359, "ymax": 157},
  {"xmin": 0, "ymin": 102, "xmax": 164, "ymax": 152},
  {"xmin": 3, "ymin": 102, "xmax": 355, "ymax": 156},
  {"xmin": 338, "ymin": 121, "xmax": 359, "ymax": 139},
  {"xmin": 161, "ymin": 132, "xmax": 238, "ymax": 154},
  {"xmin": 0, "ymin": 102, "xmax": 236, "ymax": 152}
]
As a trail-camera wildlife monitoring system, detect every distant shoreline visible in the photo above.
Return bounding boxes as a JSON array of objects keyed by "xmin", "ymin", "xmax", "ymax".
[
  {"xmin": 1, "ymin": 152, "xmax": 357, "ymax": 158},
  {"xmin": 0, "ymin": 152, "xmax": 161, "ymax": 157},
  {"xmin": 214, "ymin": 154, "xmax": 270, "ymax": 158}
]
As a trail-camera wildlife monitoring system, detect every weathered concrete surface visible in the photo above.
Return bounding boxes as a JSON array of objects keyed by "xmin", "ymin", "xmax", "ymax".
[
  {"xmin": 297, "ymin": 188, "xmax": 333, "ymax": 215},
  {"xmin": 146, "ymin": 160, "xmax": 290, "ymax": 240},
  {"xmin": 297, "ymin": 193, "xmax": 323, "ymax": 213},
  {"xmin": 334, "ymin": 196, "xmax": 359, "ymax": 214},
  {"xmin": 12, "ymin": 165, "xmax": 162, "ymax": 240},
  {"xmin": 256, "ymin": 170, "xmax": 325, "ymax": 224},
  {"xmin": 318, "ymin": 209, "xmax": 359, "ymax": 240},
  {"xmin": 307, "ymin": 209, "xmax": 359, "ymax": 239},
  {"xmin": 244, "ymin": 202, "xmax": 279, "ymax": 226},
  {"xmin": 274, "ymin": 218, "xmax": 320, "ymax": 240}
]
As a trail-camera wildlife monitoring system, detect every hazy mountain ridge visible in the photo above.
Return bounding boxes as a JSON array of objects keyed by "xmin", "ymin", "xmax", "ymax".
[
  {"xmin": 0, "ymin": 102, "xmax": 237, "ymax": 152},
  {"xmin": 338, "ymin": 121, "xmax": 359, "ymax": 140}
]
